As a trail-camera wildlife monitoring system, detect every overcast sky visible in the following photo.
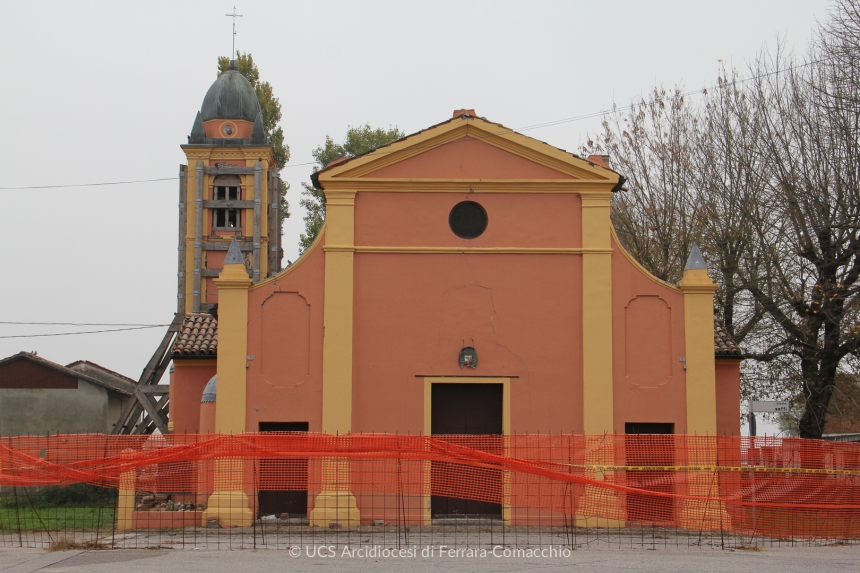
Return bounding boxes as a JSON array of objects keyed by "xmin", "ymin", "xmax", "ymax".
[{"xmin": 0, "ymin": 0, "xmax": 830, "ymax": 432}]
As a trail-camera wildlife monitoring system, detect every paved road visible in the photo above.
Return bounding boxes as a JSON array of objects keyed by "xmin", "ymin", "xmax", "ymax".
[{"xmin": 1, "ymin": 545, "xmax": 859, "ymax": 573}]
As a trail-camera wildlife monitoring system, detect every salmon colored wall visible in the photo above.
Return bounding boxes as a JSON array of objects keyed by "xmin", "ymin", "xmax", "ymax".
[
  {"xmin": 715, "ymin": 359, "xmax": 741, "ymax": 435},
  {"xmin": 368, "ymin": 136, "xmax": 575, "ymax": 180},
  {"xmin": 170, "ymin": 362, "xmax": 215, "ymax": 434},
  {"xmin": 205, "ymin": 252, "xmax": 227, "ymax": 305},
  {"xmin": 355, "ymin": 192, "xmax": 582, "ymax": 248},
  {"xmin": 205, "ymin": 277, "xmax": 218, "ymax": 304},
  {"xmin": 199, "ymin": 402, "xmax": 216, "ymax": 434},
  {"xmin": 351, "ymin": 251, "xmax": 583, "ymax": 433},
  {"xmin": 237, "ymin": 132, "xmax": 736, "ymax": 438},
  {"xmin": 207, "ymin": 251, "xmax": 226, "ymax": 269},
  {"xmin": 611, "ymin": 235, "xmax": 689, "ymax": 434},
  {"xmin": 244, "ymin": 235, "xmax": 327, "ymax": 432}
]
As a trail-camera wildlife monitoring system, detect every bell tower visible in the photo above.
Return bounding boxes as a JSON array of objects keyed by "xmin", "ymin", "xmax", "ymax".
[{"xmin": 177, "ymin": 61, "xmax": 283, "ymax": 314}]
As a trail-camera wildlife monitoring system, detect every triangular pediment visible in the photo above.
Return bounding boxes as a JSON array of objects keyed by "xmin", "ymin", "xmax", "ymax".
[
  {"xmin": 317, "ymin": 115, "xmax": 618, "ymax": 187},
  {"xmin": 366, "ymin": 136, "xmax": 574, "ymax": 180}
]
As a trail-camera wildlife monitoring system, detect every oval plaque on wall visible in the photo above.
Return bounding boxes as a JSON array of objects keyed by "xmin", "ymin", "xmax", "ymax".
[{"xmin": 459, "ymin": 347, "xmax": 478, "ymax": 369}]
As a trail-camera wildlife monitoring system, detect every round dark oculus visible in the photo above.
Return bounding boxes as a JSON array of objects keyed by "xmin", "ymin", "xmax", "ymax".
[
  {"xmin": 201, "ymin": 70, "xmax": 261, "ymax": 123},
  {"xmin": 449, "ymin": 201, "xmax": 488, "ymax": 239}
]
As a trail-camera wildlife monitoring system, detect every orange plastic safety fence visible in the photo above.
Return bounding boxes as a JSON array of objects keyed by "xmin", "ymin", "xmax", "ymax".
[{"xmin": 1, "ymin": 433, "xmax": 860, "ymax": 539}]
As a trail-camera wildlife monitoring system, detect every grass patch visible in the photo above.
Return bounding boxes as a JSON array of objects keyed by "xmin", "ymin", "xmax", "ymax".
[
  {"xmin": 0, "ymin": 507, "xmax": 115, "ymax": 532},
  {"xmin": 0, "ymin": 485, "xmax": 116, "ymax": 509}
]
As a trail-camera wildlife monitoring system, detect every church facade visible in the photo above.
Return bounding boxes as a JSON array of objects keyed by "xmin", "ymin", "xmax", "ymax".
[{"xmin": 168, "ymin": 67, "xmax": 742, "ymax": 526}]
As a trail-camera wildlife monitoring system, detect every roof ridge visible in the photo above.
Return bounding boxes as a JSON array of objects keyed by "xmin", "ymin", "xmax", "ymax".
[
  {"xmin": 65, "ymin": 360, "xmax": 137, "ymax": 384},
  {"xmin": 313, "ymin": 114, "xmax": 603, "ymax": 183},
  {"xmin": 0, "ymin": 352, "xmax": 134, "ymax": 395}
]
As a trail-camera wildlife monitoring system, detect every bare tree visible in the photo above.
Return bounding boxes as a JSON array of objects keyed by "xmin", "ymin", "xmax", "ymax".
[
  {"xmin": 695, "ymin": 70, "xmax": 768, "ymax": 345},
  {"xmin": 584, "ymin": 88, "xmax": 700, "ymax": 285},
  {"xmin": 592, "ymin": 1, "xmax": 860, "ymax": 438},
  {"xmin": 738, "ymin": 33, "xmax": 860, "ymax": 438}
]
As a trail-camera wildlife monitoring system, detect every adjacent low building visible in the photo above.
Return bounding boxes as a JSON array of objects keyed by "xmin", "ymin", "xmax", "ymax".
[{"xmin": 0, "ymin": 352, "xmax": 136, "ymax": 435}]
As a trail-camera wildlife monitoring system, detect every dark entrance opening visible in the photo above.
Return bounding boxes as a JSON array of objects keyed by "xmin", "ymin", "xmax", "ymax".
[
  {"xmin": 624, "ymin": 422, "xmax": 674, "ymax": 524},
  {"xmin": 258, "ymin": 422, "xmax": 309, "ymax": 518},
  {"xmin": 431, "ymin": 383, "xmax": 503, "ymax": 518}
]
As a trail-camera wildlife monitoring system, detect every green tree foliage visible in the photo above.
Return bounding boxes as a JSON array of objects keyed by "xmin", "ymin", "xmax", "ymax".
[
  {"xmin": 217, "ymin": 52, "xmax": 291, "ymax": 222},
  {"xmin": 298, "ymin": 125, "xmax": 405, "ymax": 252}
]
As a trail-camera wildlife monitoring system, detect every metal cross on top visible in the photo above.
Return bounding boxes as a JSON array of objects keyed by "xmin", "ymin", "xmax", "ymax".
[{"xmin": 226, "ymin": 6, "xmax": 243, "ymax": 58}]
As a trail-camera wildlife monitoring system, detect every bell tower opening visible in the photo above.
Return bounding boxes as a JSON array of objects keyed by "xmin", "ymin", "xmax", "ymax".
[{"xmin": 212, "ymin": 175, "xmax": 242, "ymax": 230}]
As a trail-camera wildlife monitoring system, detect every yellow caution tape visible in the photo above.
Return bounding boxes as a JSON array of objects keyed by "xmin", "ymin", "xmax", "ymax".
[{"xmin": 570, "ymin": 464, "xmax": 860, "ymax": 476}]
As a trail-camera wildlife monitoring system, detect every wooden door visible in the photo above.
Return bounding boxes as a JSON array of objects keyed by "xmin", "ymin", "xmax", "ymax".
[
  {"xmin": 431, "ymin": 383, "xmax": 503, "ymax": 518},
  {"xmin": 258, "ymin": 422, "xmax": 309, "ymax": 518},
  {"xmin": 624, "ymin": 423, "xmax": 674, "ymax": 524}
]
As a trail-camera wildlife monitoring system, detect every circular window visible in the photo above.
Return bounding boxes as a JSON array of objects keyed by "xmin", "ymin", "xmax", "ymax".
[
  {"xmin": 221, "ymin": 123, "xmax": 235, "ymax": 136},
  {"xmin": 449, "ymin": 201, "xmax": 488, "ymax": 239}
]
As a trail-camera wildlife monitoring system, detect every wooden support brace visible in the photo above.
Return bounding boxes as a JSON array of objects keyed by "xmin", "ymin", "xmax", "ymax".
[
  {"xmin": 193, "ymin": 161, "xmax": 204, "ymax": 312},
  {"xmin": 253, "ymin": 161, "xmax": 262, "ymax": 282},
  {"xmin": 177, "ymin": 165, "xmax": 187, "ymax": 315}
]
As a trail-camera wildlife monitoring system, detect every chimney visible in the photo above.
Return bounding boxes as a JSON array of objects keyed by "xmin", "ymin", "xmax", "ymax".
[
  {"xmin": 587, "ymin": 154, "xmax": 611, "ymax": 169},
  {"xmin": 453, "ymin": 109, "xmax": 477, "ymax": 119}
]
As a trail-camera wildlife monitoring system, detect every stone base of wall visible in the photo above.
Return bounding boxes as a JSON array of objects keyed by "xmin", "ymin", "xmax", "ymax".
[{"xmin": 132, "ymin": 511, "xmax": 202, "ymax": 529}]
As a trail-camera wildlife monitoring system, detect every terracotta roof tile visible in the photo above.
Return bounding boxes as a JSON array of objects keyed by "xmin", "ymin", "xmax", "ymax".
[
  {"xmin": 714, "ymin": 320, "xmax": 743, "ymax": 357},
  {"xmin": 172, "ymin": 313, "xmax": 218, "ymax": 357}
]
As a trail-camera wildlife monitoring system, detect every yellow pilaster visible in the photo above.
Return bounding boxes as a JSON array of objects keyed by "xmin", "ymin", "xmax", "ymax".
[
  {"xmin": 580, "ymin": 192, "xmax": 614, "ymax": 434},
  {"xmin": 182, "ymin": 155, "xmax": 206, "ymax": 309},
  {"xmin": 679, "ymin": 436, "xmax": 731, "ymax": 530},
  {"xmin": 678, "ymin": 265, "xmax": 719, "ymax": 435},
  {"xmin": 213, "ymin": 255, "xmax": 251, "ymax": 433},
  {"xmin": 321, "ymin": 189, "xmax": 357, "ymax": 433},
  {"xmin": 310, "ymin": 189, "xmax": 360, "ymax": 527},
  {"xmin": 576, "ymin": 435, "xmax": 625, "ymax": 528},
  {"xmin": 579, "ymin": 191, "xmax": 624, "ymax": 527},
  {"xmin": 116, "ymin": 466, "xmax": 135, "ymax": 531},
  {"xmin": 203, "ymin": 244, "xmax": 253, "ymax": 527}
]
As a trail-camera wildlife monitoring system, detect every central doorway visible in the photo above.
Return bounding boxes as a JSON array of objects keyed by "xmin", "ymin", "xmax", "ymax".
[
  {"xmin": 431, "ymin": 383, "xmax": 503, "ymax": 518},
  {"xmin": 258, "ymin": 422, "xmax": 309, "ymax": 518}
]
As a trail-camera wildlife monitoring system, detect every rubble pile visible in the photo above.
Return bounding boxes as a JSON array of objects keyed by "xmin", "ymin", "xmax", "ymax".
[{"xmin": 135, "ymin": 493, "xmax": 202, "ymax": 512}]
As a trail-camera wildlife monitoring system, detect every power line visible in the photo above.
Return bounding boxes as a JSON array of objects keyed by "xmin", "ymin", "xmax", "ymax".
[
  {"xmin": 0, "ymin": 321, "xmax": 166, "ymax": 327},
  {"xmin": 0, "ymin": 56, "xmax": 829, "ymax": 190},
  {"xmin": 0, "ymin": 177, "xmax": 177, "ymax": 190},
  {"xmin": 0, "ymin": 325, "xmax": 169, "ymax": 339}
]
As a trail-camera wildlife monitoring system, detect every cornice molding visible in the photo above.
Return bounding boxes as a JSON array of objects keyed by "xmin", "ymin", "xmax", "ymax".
[
  {"xmin": 580, "ymin": 192, "xmax": 615, "ymax": 206},
  {"xmin": 181, "ymin": 147, "xmax": 275, "ymax": 163},
  {"xmin": 678, "ymin": 283, "xmax": 720, "ymax": 294},
  {"xmin": 324, "ymin": 189, "xmax": 357, "ymax": 207},
  {"xmin": 323, "ymin": 245, "xmax": 612, "ymax": 254},
  {"xmin": 320, "ymin": 178, "xmax": 615, "ymax": 194}
]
